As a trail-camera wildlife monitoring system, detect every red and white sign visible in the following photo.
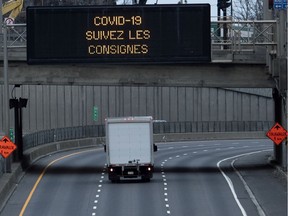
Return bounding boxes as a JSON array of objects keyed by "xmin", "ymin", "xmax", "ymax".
[
  {"xmin": 4, "ymin": 17, "xmax": 14, "ymax": 25},
  {"xmin": 266, "ymin": 123, "xmax": 287, "ymax": 145},
  {"xmin": 0, "ymin": 136, "xmax": 17, "ymax": 158}
]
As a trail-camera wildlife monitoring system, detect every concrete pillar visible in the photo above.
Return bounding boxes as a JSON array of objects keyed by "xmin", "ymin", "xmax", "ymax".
[
  {"xmin": 272, "ymin": 88, "xmax": 287, "ymax": 170},
  {"xmin": 273, "ymin": 88, "xmax": 283, "ymax": 164}
]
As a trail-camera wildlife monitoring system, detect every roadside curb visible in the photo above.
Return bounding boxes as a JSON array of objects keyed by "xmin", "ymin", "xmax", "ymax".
[
  {"xmin": 268, "ymin": 156, "xmax": 288, "ymax": 183},
  {"xmin": 0, "ymin": 162, "xmax": 23, "ymax": 212},
  {"xmin": 234, "ymin": 151, "xmax": 287, "ymax": 216}
]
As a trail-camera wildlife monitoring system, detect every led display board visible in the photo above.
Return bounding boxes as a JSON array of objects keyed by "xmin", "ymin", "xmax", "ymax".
[{"xmin": 27, "ymin": 4, "xmax": 211, "ymax": 64}]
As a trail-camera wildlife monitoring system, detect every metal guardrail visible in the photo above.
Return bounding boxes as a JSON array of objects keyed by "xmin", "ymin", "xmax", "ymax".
[{"xmin": 22, "ymin": 121, "xmax": 273, "ymax": 152}]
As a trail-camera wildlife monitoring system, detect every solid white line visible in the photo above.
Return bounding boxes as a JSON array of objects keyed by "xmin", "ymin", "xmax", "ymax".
[
  {"xmin": 231, "ymin": 158, "xmax": 267, "ymax": 216},
  {"xmin": 217, "ymin": 158, "xmax": 247, "ymax": 216},
  {"xmin": 217, "ymin": 149, "xmax": 271, "ymax": 216}
]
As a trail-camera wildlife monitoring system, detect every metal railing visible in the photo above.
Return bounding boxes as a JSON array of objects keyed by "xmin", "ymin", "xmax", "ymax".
[
  {"xmin": 22, "ymin": 121, "xmax": 273, "ymax": 152},
  {"xmin": 1, "ymin": 23, "xmax": 26, "ymax": 48},
  {"xmin": 1, "ymin": 20, "xmax": 278, "ymax": 56},
  {"xmin": 211, "ymin": 20, "xmax": 277, "ymax": 51}
]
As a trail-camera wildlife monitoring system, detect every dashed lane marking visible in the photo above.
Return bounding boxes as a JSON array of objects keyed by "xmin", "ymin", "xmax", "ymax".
[
  {"xmin": 161, "ymin": 159, "xmax": 172, "ymax": 215},
  {"xmin": 159, "ymin": 141, "xmax": 270, "ymax": 216},
  {"xmin": 91, "ymin": 166, "xmax": 106, "ymax": 216}
]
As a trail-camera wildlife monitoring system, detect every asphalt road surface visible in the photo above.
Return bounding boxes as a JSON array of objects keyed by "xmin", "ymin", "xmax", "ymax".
[{"xmin": 1, "ymin": 139, "xmax": 286, "ymax": 216}]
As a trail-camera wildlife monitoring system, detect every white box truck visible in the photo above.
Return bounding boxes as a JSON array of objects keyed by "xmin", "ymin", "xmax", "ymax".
[{"xmin": 105, "ymin": 116, "xmax": 157, "ymax": 182}]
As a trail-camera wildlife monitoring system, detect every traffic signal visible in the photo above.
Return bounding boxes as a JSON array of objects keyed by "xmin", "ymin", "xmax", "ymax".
[{"xmin": 217, "ymin": 0, "xmax": 232, "ymax": 10}]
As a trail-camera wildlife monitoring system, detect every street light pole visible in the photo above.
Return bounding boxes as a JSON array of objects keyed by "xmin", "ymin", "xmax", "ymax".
[
  {"xmin": 1, "ymin": 0, "xmax": 12, "ymax": 173},
  {"xmin": 286, "ymin": 3, "xmax": 288, "ymax": 172},
  {"xmin": 0, "ymin": 0, "xmax": 2, "ymax": 31}
]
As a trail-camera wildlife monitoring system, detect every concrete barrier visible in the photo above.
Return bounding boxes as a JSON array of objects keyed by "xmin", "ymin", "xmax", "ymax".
[{"xmin": 23, "ymin": 137, "xmax": 105, "ymax": 168}]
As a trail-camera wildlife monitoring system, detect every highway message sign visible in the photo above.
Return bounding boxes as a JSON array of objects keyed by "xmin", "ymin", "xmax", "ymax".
[
  {"xmin": 0, "ymin": 136, "xmax": 17, "ymax": 158},
  {"xmin": 26, "ymin": 4, "xmax": 211, "ymax": 64}
]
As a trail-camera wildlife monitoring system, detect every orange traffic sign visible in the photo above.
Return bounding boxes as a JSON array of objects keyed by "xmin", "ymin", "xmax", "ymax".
[
  {"xmin": 0, "ymin": 136, "xmax": 17, "ymax": 158},
  {"xmin": 266, "ymin": 123, "xmax": 287, "ymax": 145}
]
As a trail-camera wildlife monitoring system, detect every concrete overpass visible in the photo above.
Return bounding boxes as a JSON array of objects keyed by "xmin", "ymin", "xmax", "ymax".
[
  {"xmin": 0, "ymin": 20, "xmax": 278, "ymax": 88},
  {"xmin": 0, "ymin": 62, "xmax": 274, "ymax": 88}
]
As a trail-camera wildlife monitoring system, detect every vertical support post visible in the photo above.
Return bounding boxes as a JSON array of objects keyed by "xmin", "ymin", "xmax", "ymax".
[
  {"xmin": 0, "ymin": 0, "xmax": 2, "ymax": 31},
  {"xmin": 19, "ymin": 103, "xmax": 24, "ymax": 160},
  {"xmin": 273, "ymin": 88, "xmax": 283, "ymax": 165},
  {"xmin": 223, "ymin": 8, "xmax": 228, "ymax": 50},
  {"xmin": 0, "ymin": 0, "xmax": 6, "ymax": 172},
  {"xmin": 13, "ymin": 101, "xmax": 19, "ymax": 161},
  {"xmin": 230, "ymin": 0, "xmax": 233, "ymax": 17},
  {"xmin": 286, "ymin": 5, "xmax": 288, "ymax": 172},
  {"xmin": 217, "ymin": 6, "xmax": 221, "ymax": 38},
  {"xmin": 18, "ymin": 97, "xmax": 27, "ymax": 160},
  {"xmin": 0, "ymin": 0, "xmax": 3, "ymax": 174},
  {"xmin": 3, "ymin": 24, "xmax": 11, "ymax": 172}
]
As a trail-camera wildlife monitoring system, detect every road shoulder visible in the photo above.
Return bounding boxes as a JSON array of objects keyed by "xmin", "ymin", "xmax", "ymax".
[{"xmin": 234, "ymin": 150, "xmax": 287, "ymax": 216}]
